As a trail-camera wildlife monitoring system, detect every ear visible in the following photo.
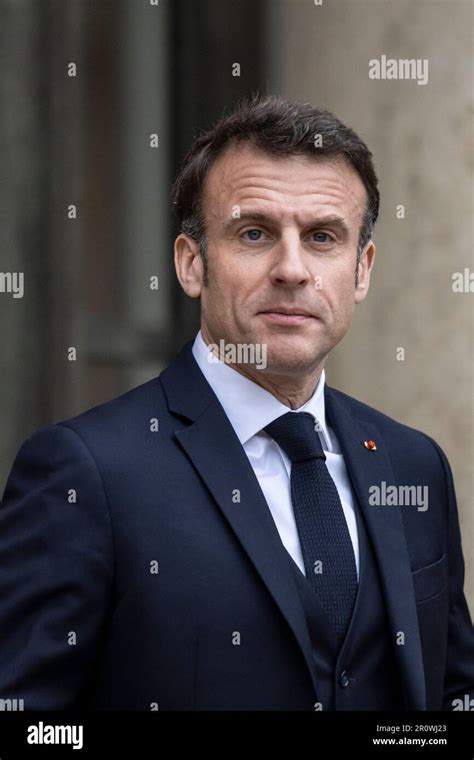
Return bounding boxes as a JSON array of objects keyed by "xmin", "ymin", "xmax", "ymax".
[
  {"xmin": 354, "ymin": 241, "xmax": 376, "ymax": 304},
  {"xmin": 174, "ymin": 234, "xmax": 204, "ymax": 298}
]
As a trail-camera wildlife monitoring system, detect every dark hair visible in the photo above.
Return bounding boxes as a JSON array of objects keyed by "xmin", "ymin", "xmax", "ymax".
[{"xmin": 172, "ymin": 94, "xmax": 379, "ymax": 283}]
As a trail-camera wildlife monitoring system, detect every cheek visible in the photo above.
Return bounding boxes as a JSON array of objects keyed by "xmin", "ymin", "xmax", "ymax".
[
  {"xmin": 201, "ymin": 258, "xmax": 243, "ymax": 322},
  {"xmin": 320, "ymin": 269, "xmax": 356, "ymax": 321},
  {"xmin": 214, "ymin": 254, "xmax": 265, "ymax": 304}
]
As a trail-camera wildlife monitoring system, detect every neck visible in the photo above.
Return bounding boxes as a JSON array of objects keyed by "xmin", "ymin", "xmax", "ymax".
[
  {"xmin": 230, "ymin": 362, "xmax": 324, "ymax": 409},
  {"xmin": 201, "ymin": 329, "xmax": 325, "ymax": 409}
]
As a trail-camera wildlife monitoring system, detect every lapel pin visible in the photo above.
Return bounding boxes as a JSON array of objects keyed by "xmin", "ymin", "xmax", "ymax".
[{"xmin": 363, "ymin": 440, "xmax": 377, "ymax": 451}]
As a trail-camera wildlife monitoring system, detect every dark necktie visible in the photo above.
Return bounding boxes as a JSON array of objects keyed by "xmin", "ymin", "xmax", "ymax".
[{"xmin": 264, "ymin": 411, "xmax": 358, "ymax": 645}]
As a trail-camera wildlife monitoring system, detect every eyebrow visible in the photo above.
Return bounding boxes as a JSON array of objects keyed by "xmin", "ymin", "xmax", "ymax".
[{"xmin": 222, "ymin": 211, "xmax": 350, "ymax": 239}]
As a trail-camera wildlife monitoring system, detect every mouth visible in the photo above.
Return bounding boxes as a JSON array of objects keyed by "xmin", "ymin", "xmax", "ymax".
[{"xmin": 258, "ymin": 308, "xmax": 315, "ymax": 325}]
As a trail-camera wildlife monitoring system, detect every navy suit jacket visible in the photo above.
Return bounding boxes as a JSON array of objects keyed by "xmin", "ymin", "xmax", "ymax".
[{"xmin": 0, "ymin": 340, "xmax": 473, "ymax": 710}]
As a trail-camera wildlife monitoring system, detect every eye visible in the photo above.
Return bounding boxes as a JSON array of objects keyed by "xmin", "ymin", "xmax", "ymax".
[
  {"xmin": 311, "ymin": 231, "xmax": 333, "ymax": 244},
  {"xmin": 242, "ymin": 228, "xmax": 266, "ymax": 242}
]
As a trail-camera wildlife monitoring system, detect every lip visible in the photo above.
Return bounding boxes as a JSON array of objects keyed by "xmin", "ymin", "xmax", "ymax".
[{"xmin": 258, "ymin": 309, "xmax": 314, "ymax": 324}]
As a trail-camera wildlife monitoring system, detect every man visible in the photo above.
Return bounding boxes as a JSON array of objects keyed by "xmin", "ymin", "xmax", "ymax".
[{"xmin": 1, "ymin": 95, "xmax": 473, "ymax": 711}]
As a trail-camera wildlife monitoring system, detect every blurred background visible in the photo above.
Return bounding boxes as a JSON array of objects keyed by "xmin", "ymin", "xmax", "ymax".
[{"xmin": 0, "ymin": 0, "xmax": 472, "ymax": 609}]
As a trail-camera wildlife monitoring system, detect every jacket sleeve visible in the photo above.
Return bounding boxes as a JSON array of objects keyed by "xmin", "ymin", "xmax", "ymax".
[
  {"xmin": 428, "ymin": 438, "xmax": 474, "ymax": 710},
  {"xmin": 0, "ymin": 424, "xmax": 114, "ymax": 710}
]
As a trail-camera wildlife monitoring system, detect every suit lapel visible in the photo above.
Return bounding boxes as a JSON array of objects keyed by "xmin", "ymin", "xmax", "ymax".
[
  {"xmin": 160, "ymin": 342, "xmax": 320, "ymax": 699},
  {"xmin": 325, "ymin": 386, "xmax": 427, "ymax": 710}
]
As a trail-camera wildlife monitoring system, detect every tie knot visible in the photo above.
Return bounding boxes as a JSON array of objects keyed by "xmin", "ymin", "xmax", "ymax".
[{"xmin": 263, "ymin": 411, "xmax": 326, "ymax": 463}]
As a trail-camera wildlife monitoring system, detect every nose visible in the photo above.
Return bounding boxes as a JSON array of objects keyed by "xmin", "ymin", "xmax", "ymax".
[{"xmin": 269, "ymin": 232, "xmax": 312, "ymax": 287}]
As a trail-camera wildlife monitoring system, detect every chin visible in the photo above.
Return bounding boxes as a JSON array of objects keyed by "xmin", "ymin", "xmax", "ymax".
[{"xmin": 264, "ymin": 342, "xmax": 321, "ymax": 375}]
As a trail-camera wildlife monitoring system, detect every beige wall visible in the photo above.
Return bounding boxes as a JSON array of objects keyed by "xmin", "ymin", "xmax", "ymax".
[{"xmin": 267, "ymin": 0, "xmax": 473, "ymax": 611}]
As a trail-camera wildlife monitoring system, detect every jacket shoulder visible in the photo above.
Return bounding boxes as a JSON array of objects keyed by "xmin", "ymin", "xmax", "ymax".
[{"xmin": 55, "ymin": 375, "xmax": 167, "ymax": 446}]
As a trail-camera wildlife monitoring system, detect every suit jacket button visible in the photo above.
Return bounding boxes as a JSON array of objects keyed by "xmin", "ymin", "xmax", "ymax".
[{"xmin": 339, "ymin": 670, "xmax": 350, "ymax": 688}]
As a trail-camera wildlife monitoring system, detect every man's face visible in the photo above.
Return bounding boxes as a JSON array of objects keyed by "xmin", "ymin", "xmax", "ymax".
[{"xmin": 176, "ymin": 143, "xmax": 375, "ymax": 376}]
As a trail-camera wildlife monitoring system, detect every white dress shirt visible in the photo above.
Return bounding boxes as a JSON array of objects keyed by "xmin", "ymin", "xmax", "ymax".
[{"xmin": 192, "ymin": 330, "xmax": 360, "ymax": 579}]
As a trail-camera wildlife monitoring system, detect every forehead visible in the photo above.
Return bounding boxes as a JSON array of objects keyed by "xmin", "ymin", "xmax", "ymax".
[{"xmin": 202, "ymin": 142, "xmax": 368, "ymax": 228}]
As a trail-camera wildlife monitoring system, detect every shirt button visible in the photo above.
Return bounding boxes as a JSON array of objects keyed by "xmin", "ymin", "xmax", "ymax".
[{"xmin": 339, "ymin": 670, "xmax": 350, "ymax": 688}]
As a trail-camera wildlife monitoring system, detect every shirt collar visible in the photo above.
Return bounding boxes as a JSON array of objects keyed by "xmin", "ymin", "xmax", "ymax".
[{"xmin": 191, "ymin": 330, "xmax": 331, "ymax": 450}]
